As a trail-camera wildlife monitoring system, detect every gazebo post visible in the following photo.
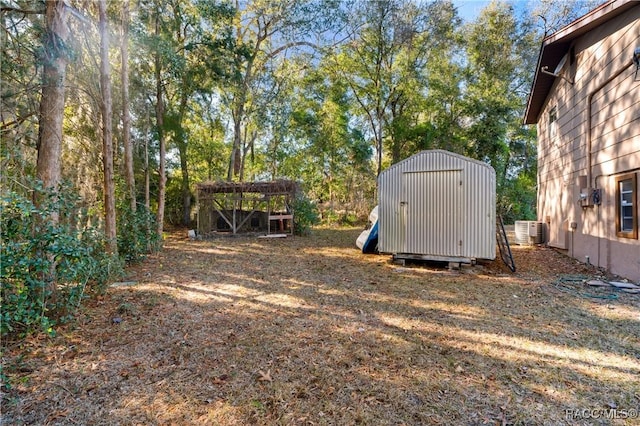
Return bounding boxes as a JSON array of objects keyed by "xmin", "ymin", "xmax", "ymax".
[
  {"xmin": 267, "ymin": 194, "xmax": 271, "ymax": 234},
  {"xmin": 232, "ymin": 189, "xmax": 237, "ymax": 234}
]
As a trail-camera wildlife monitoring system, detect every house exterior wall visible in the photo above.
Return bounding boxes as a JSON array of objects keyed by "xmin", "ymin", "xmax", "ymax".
[
  {"xmin": 378, "ymin": 150, "xmax": 496, "ymax": 260},
  {"xmin": 536, "ymin": 7, "xmax": 640, "ymax": 281}
]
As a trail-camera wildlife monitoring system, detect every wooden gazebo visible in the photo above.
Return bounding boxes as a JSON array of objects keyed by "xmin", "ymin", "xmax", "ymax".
[{"xmin": 196, "ymin": 180, "xmax": 299, "ymax": 236}]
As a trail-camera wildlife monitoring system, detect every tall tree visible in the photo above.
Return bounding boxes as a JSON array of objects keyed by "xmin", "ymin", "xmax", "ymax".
[
  {"xmin": 414, "ymin": 0, "xmax": 465, "ymax": 156},
  {"xmin": 165, "ymin": 0, "xmax": 196, "ymax": 226},
  {"xmin": 166, "ymin": 0, "xmax": 234, "ymax": 224},
  {"xmin": 1, "ymin": 3, "xmax": 42, "ymax": 190},
  {"xmin": 98, "ymin": 0, "xmax": 117, "ymax": 253},
  {"xmin": 154, "ymin": 3, "xmax": 166, "ymax": 237},
  {"xmin": 463, "ymin": 1, "xmax": 521, "ymax": 176},
  {"xmin": 144, "ymin": 108, "xmax": 151, "ymax": 211},
  {"xmin": 32, "ymin": 0, "xmax": 70, "ymax": 295},
  {"xmin": 121, "ymin": 0, "xmax": 136, "ymax": 212},
  {"xmin": 464, "ymin": 0, "xmax": 540, "ymax": 221},
  {"xmin": 140, "ymin": 0, "xmax": 234, "ymax": 225},
  {"xmin": 289, "ymin": 60, "xmax": 373, "ymax": 214},
  {"xmin": 330, "ymin": 0, "xmax": 393, "ymax": 176},
  {"xmin": 223, "ymin": 0, "xmax": 333, "ymax": 181},
  {"xmin": 187, "ymin": 95, "xmax": 227, "ymax": 181},
  {"xmin": 329, "ymin": 0, "xmax": 432, "ymax": 174},
  {"xmin": 382, "ymin": 1, "xmax": 432, "ymax": 164}
]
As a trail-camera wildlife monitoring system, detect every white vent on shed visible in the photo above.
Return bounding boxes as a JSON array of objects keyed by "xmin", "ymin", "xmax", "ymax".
[{"xmin": 514, "ymin": 221, "xmax": 544, "ymax": 245}]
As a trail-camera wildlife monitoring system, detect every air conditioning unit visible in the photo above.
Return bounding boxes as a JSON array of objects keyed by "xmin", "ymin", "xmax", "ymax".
[{"xmin": 514, "ymin": 221, "xmax": 544, "ymax": 245}]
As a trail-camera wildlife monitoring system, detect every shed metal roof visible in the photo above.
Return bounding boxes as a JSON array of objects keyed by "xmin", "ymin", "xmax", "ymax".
[{"xmin": 523, "ymin": 0, "xmax": 638, "ymax": 125}]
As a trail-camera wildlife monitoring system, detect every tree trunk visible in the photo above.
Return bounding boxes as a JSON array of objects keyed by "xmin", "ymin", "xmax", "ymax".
[
  {"xmin": 238, "ymin": 129, "xmax": 256, "ymax": 182},
  {"xmin": 121, "ymin": 0, "xmax": 136, "ymax": 212},
  {"xmin": 376, "ymin": 120, "xmax": 383, "ymax": 177},
  {"xmin": 144, "ymin": 118, "xmax": 151, "ymax": 249},
  {"xmin": 155, "ymin": 10, "xmax": 166, "ymax": 237},
  {"xmin": 228, "ymin": 103, "xmax": 244, "ymax": 181},
  {"xmin": 37, "ymin": 0, "xmax": 69, "ymax": 195},
  {"xmin": 144, "ymin": 108, "xmax": 150, "ymax": 211},
  {"xmin": 227, "ymin": 8, "xmax": 256, "ymax": 182},
  {"xmin": 177, "ymin": 139, "xmax": 191, "ymax": 225},
  {"xmin": 99, "ymin": 0, "xmax": 117, "ymax": 254},
  {"xmin": 36, "ymin": 0, "xmax": 70, "ymax": 295},
  {"xmin": 389, "ymin": 99, "xmax": 403, "ymax": 164}
]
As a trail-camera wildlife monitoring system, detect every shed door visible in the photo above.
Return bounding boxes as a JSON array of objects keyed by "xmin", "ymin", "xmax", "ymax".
[{"xmin": 402, "ymin": 170, "xmax": 462, "ymax": 256}]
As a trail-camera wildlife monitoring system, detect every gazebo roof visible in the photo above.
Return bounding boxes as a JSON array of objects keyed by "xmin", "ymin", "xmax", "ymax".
[{"xmin": 196, "ymin": 180, "xmax": 299, "ymax": 196}]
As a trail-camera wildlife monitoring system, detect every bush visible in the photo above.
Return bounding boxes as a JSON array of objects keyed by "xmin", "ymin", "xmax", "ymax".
[
  {"xmin": 0, "ymin": 184, "xmax": 123, "ymax": 338},
  {"xmin": 117, "ymin": 204, "xmax": 162, "ymax": 263},
  {"xmin": 291, "ymin": 193, "xmax": 320, "ymax": 236}
]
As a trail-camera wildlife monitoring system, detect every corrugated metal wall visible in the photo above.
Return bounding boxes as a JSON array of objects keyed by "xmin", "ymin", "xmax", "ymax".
[{"xmin": 378, "ymin": 150, "xmax": 496, "ymax": 260}]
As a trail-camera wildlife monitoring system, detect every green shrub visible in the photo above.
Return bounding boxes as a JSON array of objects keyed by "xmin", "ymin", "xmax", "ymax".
[
  {"xmin": 322, "ymin": 209, "xmax": 340, "ymax": 225},
  {"xmin": 0, "ymin": 184, "xmax": 122, "ymax": 338},
  {"xmin": 117, "ymin": 204, "xmax": 162, "ymax": 263},
  {"xmin": 291, "ymin": 193, "xmax": 320, "ymax": 236},
  {"xmin": 340, "ymin": 212, "xmax": 360, "ymax": 226}
]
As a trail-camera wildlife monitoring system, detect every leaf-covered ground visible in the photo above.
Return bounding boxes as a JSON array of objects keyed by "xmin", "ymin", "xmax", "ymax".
[{"xmin": 2, "ymin": 228, "xmax": 639, "ymax": 425}]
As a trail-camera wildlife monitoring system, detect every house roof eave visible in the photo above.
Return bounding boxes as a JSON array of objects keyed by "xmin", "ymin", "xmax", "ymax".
[{"xmin": 523, "ymin": 0, "xmax": 638, "ymax": 125}]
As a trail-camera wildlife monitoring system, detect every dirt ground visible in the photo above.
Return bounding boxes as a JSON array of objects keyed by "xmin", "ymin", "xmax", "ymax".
[{"xmin": 2, "ymin": 227, "xmax": 639, "ymax": 425}]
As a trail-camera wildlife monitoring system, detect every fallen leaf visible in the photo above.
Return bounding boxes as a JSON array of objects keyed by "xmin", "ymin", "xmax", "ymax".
[{"xmin": 257, "ymin": 369, "xmax": 272, "ymax": 382}]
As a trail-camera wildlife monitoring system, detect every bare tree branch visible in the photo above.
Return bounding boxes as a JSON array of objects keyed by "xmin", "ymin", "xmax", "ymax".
[
  {"xmin": 0, "ymin": 6, "xmax": 44, "ymax": 15},
  {"xmin": 268, "ymin": 40, "xmax": 319, "ymax": 59},
  {"xmin": 0, "ymin": 112, "xmax": 37, "ymax": 131}
]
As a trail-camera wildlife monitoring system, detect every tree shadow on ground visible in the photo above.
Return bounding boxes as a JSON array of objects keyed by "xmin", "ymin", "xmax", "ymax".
[{"xmin": 3, "ymin": 228, "xmax": 639, "ymax": 425}]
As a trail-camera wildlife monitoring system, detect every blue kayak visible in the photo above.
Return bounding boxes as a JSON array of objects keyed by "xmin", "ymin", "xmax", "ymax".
[{"xmin": 362, "ymin": 220, "xmax": 378, "ymax": 254}]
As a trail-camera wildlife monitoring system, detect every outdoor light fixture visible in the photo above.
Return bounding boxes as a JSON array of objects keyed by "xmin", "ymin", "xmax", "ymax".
[{"xmin": 634, "ymin": 47, "xmax": 640, "ymax": 80}]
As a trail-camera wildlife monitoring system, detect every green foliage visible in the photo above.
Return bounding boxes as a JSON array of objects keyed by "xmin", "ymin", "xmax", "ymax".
[
  {"xmin": 116, "ymin": 203, "xmax": 162, "ymax": 263},
  {"xmin": 498, "ymin": 174, "xmax": 538, "ymax": 224},
  {"xmin": 164, "ymin": 176, "xmax": 190, "ymax": 226},
  {"xmin": 291, "ymin": 193, "xmax": 320, "ymax": 236},
  {"xmin": 0, "ymin": 184, "xmax": 123, "ymax": 338},
  {"xmin": 287, "ymin": 62, "xmax": 376, "ymax": 219}
]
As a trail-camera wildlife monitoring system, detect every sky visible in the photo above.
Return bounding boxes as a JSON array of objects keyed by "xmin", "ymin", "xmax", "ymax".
[{"xmin": 453, "ymin": 0, "xmax": 492, "ymax": 22}]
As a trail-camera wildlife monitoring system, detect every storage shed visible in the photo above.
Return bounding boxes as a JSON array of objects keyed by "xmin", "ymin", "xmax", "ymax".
[{"xmin": 378, "ymin": 150, "xmax": 496, "ymax": 264}]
